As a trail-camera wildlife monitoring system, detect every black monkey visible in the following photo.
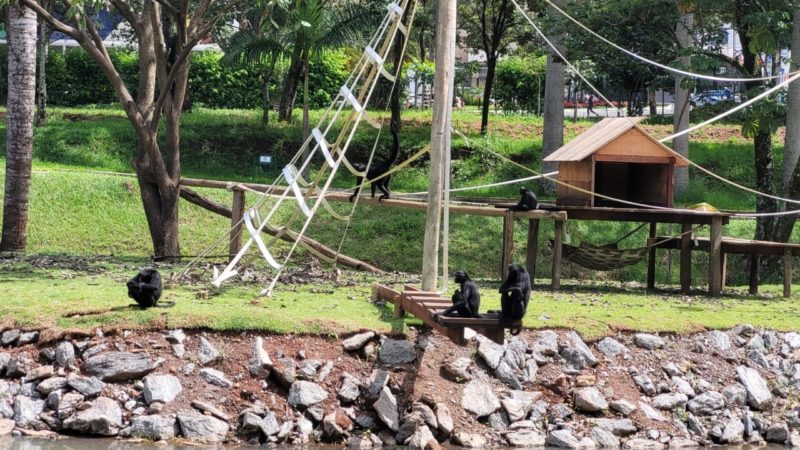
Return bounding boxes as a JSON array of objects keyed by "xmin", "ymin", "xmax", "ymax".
[
  {"xmin": 509, "ymin": 187, "xmax": 539, "ymax": 211},
  {"xmin": 349, "ymin": 125, "xmax": 400, "ymax": 202},
  {"xmin": 127, "ymin": 269, "xmax": 163, "ymax": 309},
  {"xmin": 435, "ymin": 270, "xmax": 481, "ymax": 321},
  {"xmin": 498, "ymin": 263, "xmax": 531, "ymax": 335}
]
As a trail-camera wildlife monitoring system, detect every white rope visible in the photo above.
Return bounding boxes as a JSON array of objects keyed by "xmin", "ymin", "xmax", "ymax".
[
  {"xmin": 401, "ymin": 171, "xmax": 559, "ymax": 196},
  {"xmin": 543, "ymin": 0, "xmax": 795, "ymax": 83}
]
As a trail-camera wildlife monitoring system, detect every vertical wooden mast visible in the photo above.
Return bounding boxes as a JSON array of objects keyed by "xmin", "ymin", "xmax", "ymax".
[{"xmin": 421, "ymin": 0, "xmax": 458, "ymax": 290}]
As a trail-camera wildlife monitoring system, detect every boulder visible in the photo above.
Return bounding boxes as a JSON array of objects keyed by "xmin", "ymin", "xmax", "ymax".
[
  {"xmin": 634, "ymin": 334, "xmax": 666, "ymax": 350},
  {"xmin": 1, "ymin": 330, "xmax": 20, "ymax": 346},
  {"xmin": 288, "ymin": 381, "xmax": 328, "ymax": 408},
  {"xmin": 130, "ymin": 415, "xmax": 178, "ymax": 441},
  {"xmin": 407, "ymin": 425, "xmax": 439, "ymax": 450},
  {"xmin": 36, "ymin": 377, "xmax": 67, "ymax": 395},
  {"xmin": 495, "ymin": 359, "xmax": 524, "ymax": 390},
  {"xmin": 638, "ymin": 402, "xmax": 668, "ymax": 422},
  {"xmin": 143, "ymin": 374, "xmax": 182, "ymax": 404},
  {"xmin": 57, "ymin": 392, "xmax": 84, "ymax": 419},
  {"xmin": 442, "ymin": 357, "xmax": 472, "ymax": 382},
  {"xmin": 62, "ymin": 397, "xmax": 123, "ymax": 436},
  {"xmin": 720, "ymin": 417, "xmax": 744, "ymax": 444},
  {"xmin": 736, "ymin": 366, "xmax": 772, "ymax": 410},
  {"xmin": 372, "ymin": 386, "xmax": 399, "ymax": 431},
  {"xmin": 166, "ymin": 329, "xmax": 186, "ymax": 343},
  {"xmin": 17, "ymin": 332, "xmax": 38, "ymax": 346},
  {"xmin": 671, "ymin": 377, "xmax": 696, "ymax": 398},
  {"xmin": 706, "ymin": 330, "xmax": 731, "ymax": 351},
  {"xmin": 55, "ymin": 341, "xmax": 75, "ymax": 368},
  {"xmin": 563, "ymin": 331, "xmax": 599, "ymax": 367},
  {"xmin": 249, "ymin": 337, "xmax": 273, "ymax": 378},
  {"xmin": 0, "ymin": 418, "xmax": 14, "ymax": 436},
  {"xmin": 434, "ymin": 403, "xmax": 453, "ymax": 435},
  {"xmin": 177, "ymin": 412, "xmax": 229, "ymax": 443},
  {"xmin": 82, "ymin": 352, "xmax": 154, "ymax": 382},
  {"xmin": 533, "ymin": 330, "xmax": 559, "ymax": 356},
  {"xmin": 338, "ymin": 373, "xmax": 361, "ymax": 404},
  {"xmin": 0, "ymin": 353, "xmax": 10, "ymax": 373},
  {"xmin": 633, "ymin": 374, "xmax": 657, "ymax": 396},
  {"xmin": 461, "ymin": 379, "xmax": 500, "ymax": 418},
  {"xmin": 589, "ymin": 418, "xmax": 638, "ymax": 436},
  {"xmin": 343, "ymin": 331, "xmax": 375, "ymax": 351},
  {"xmin": 476, "ymin": 335, "xmax": 504, "ymax": 369},
  {"xmin": 412, "ymin": 402, "xmax": 438, "ymax": 430},
  {"xmin": 574, "ymin": 387, "xmax": 609, "ymax": 413},
  {"xmin": 591, "ymin": 427, "xmax": 621, "ymax": 449},
  {"xmin": 67, "ymin": 374, "xmax": 105, "ymax": 397},
  {"xmin": 765, "ymin": 424, "xmax": 789, "ymax": 444},
  {"xmin": 722, "ymin": 384, "xmax": 747, "ymax": 407},
  {"xmin": 651, "ymin": 393, "xmax": 688, "ymax": 410},
  {"xmin": 323, "ymin": 409, "xmax": 352, "ymax": 439},
  {"xmin": 198, "ymin": 337, "xmax": 222, "ymax": 365},
  {"xmin": 507, "ymin": 430, "xmax": 546, "ymax": 447},
  {"xmin": 546, "ymin": 429, "xmax": 583, "ymax": 448},
  {"xmin": 82, "ymin": 344, "xmax": 108, "ymax": 360},
  {"xmin": 200, "ymin": 368, "xmax": 233, "ymax": 388},
  {"xmin": 23, "ymin": 365, "xmax": 53, "ymax": 382},
  {"xmin": 596, "ymin": 337, "xmax": 628, "ymax": 358},
  {"xmin": 13, "ymin": 396, "xmax": 45, "ymax": 427},
  {"xmin": 379, "ymin": 339, "xmax": 416, "ymax": 365},
  {"xmin": 271, "ymin": 356, "xmax": 296, "ymax": 389},
  {"xmin": 610, "ymin": 400, "xmax": 637, "ymax": 416},
  {"xmin": 452, "ymin": 431, "xmax": 487, "ymax": 448},
  {"xmin": 623, "ymin": 439, "xmax": 664, "ymax": 450}
]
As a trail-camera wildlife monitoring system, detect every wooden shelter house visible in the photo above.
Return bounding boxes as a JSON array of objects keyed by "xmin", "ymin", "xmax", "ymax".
[{"xmin": 543, "ymin": 117, "xmax": 689, "ymax": 208}]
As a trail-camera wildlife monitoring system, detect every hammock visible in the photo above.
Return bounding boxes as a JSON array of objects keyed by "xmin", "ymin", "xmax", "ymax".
[{"xmin": 562, "ymin": 242, "xmax": 649, "ymax": 271}]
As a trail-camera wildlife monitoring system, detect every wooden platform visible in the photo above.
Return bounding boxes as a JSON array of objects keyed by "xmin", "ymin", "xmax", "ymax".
[{"xmin": 373, "ymin": 285, "xmax": 520, "ymax": 346}]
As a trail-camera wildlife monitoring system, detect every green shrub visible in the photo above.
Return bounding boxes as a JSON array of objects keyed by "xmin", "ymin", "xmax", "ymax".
[{"xmin": 494, "ymin": 54, "xmax": 547, "ymax": 114}]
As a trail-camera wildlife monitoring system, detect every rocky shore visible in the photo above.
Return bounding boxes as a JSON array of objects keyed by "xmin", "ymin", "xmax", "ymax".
[{"xmin": 0, "ymin": 324, "xmax": 799, "ymax": 448}]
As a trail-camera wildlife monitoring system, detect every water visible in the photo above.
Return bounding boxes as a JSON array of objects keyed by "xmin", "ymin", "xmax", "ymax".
[{"xmin": 1, "ymin": 437, "xmax": 224, "ymax": 450}]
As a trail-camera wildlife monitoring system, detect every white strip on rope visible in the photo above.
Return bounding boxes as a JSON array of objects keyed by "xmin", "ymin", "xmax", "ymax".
[
  {"xmin": 244, "ymin": 209, "xmax": 282, "ymax": 270},
  {"xmin": 387, "ymin": 2, "xmax": 402, "ymax": 16},
  {"xmin": 283, "ymin": 165, "xmax": 312, "ymax": 216},
  {"xmin": 543, "ymin": 0, "xmax": 794, "ymax": 83},
  {"xmin": 312, "ymin": 128, "xmax": 335, "ymax": 168},
  {"xmin": 340, "ymin": 85, "xmax": 364, "ymax": 113},
  {"xmin": 366, "ymin": 45, "xmax": 396, "ymax": 82}
]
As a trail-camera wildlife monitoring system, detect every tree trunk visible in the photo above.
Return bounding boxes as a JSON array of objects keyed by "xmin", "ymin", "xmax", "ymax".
[
  {"xmin": 673, "ymin": 12, "xmax": 692, "ymax": 195},
  {"xmin": 783, "ymin": 7, "xmax": 800, "ymax": 190},
  {"xmin": 300, "ymin": 53, "xmax": 310, "ymax": 176},
  {"xmin": 648, "ymin": 86, "xmax": 657, "ymax": 116},
  {"xmin": 541, "ymin": 0, "xmax": 566, "ymax": 188},
  {"xmin": 754, "ymin": 129, "xmax": 778, "ymax": 242},
  {"xmin": 261, "ymin": 57, "xmax": 277, "ymax": 126},
  {"xmin": 278, "ymin": 44, "xmax": 304, "ymax": 121},
  {"xmin": 480, "ymin": 54, "xmax": 497, "ymax": 135},
  {"xmin": 1, "ymin": 4, "xmax": 37, "ymax": 252},
  {"xmin": 34, "ymin": 11, "xmax": 48, "ymax": 126}
]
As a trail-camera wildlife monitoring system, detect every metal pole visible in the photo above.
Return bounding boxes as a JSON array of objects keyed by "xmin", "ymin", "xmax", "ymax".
[{"xmin": 421, "ymin": 0, "xmax": 457, "ymax": 291}]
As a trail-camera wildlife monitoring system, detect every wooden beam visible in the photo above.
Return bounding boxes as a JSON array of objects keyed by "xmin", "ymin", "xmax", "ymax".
[
  {"xmin": 785, "ymin": 248, "xmax": 792, "ymax": 298},
  {"xmin": 229, "ymin": 189, "xmax": 246, "ymax": 261},
  {"xmin": 526, "ymin": 219, "xmax": 540, "ymax": 287},
  {"xmin": 501, "ymin": 211, "xmax": 515, "ymax": 279},
  {"xmin": 594, "ymin": 154, "xmax": 675, "ymax": 164},
  {"xmin": 709, "ymin": 216, "xmax": 723, "ymax": 297},
  {"xmin": 647, "ymin": 222, "xmax": 657, "ymax": 290},
  {"xmin": 680, "ymin": 223, "xmax": 691, "ymax": 294},
  {"xmin": 180, "ymin": 186, "xmax": 232, "ymax": 218},
  {"xmin": 552, "ymin": 220, "xmax": 563, "ymax": 290}
]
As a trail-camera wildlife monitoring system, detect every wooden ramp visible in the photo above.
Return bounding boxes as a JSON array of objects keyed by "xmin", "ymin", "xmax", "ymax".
[{"xmin": 373, "ymin": 285, "xmax": 520, "ymax": 346}]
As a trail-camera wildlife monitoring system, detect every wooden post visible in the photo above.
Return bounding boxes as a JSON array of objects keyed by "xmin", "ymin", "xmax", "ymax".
[
  {"xmin": 647, "ymin": 222, "xmax": 657, "ymax": 290},
  {"xmin": 721, "ymin": 253, "xmax": 728, "ymax": 290},
  {"xmin": 501, "ymin": 211, "xmax": 515, "ymax": 279},
  {"xmin": 552, "ymin": 219, "xmax": 563, "ymax": 290},
  {"xmin": 421, "ymin": 0, "xmax": 457, "ymax": 291},
  {"xmin": 526, "ymin": 219, "xmax": 540, "ymax": 287},
  {"xmin": 749, "ymin": 255, "xmax": 759, "ymax": 295},
  {"xmin": 680, "ymin": 222, "xmax": 691, "ymax": 294},
  {"xmin": 229, "ymin": 189, "xmax": 246, "ymax": 261},
  {"xmin": 784, "ymin": 248, "xmax": 792, "ymax": 298},
  {"xmin": 708, "ymin": 216, "xmax": 723, "ymax": 297}
]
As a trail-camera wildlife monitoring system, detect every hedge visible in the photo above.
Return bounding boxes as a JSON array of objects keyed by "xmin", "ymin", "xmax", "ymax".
[{"xmin": 0, "ymin": 47, "xmax": 349, "ymax": 110}]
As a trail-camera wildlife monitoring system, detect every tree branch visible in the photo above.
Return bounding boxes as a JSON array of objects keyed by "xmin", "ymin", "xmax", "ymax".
[
  {"xmin": 153, "ymin": 0, "xmax": 180, "ymax": 18},
  {"xmin": 20, "ymin": 0, "xmax": 77, "ymax": 37},
  {"xmin": 108, "ymin": 0, "xmax": 142, "ymax": 34}
]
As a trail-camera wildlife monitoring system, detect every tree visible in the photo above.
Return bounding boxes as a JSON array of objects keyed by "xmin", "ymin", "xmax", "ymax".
[
  {"xmin": 673, "ymin": 6, "xmax": 693, "ymax": 194},
  {"xmin": 459, "ymin": 0, "xmax": 519, "ymax": 134},
  {"xmin": 1, "ymin": 1, "xmax": 37, "ymax": 252},
  {"xmin": 34, "ymin": 0, "xmax": 51, "ymax": 126},
  {"xmin": 783, "ymin": 6, "xmax": 800, "ymax": 190},
  {"xmin": 23, "ymin": 0, "xmax": 241, "ymax": 259}
]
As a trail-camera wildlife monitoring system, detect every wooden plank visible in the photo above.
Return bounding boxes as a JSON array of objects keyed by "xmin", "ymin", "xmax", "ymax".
[
  {"xmin": 709, "ymin": 216, "xmax": 723, "ymax": 297},
  {"xmin": 229, "ymin": 189, "xmax": 246, "ymax": 261},
  {"xmin": 721, "ymin": 253, "xmax": 728, "ymax": 290},
  {"xmin": 526, "ymin": 219, "xmax": 540, "ymax": 287},
  {"xmin": 647, "ymin": 222, "xmax": 657, "ymax": 290},
  {"xmin": 750, "ymin": 256, "xmax": 759, "ymax": 295},
  {"xmin": 552, "ymin": 220, "xmax": 563, "ymax": 290},
  {"xmin": 502, "ymin": 211, "xmax": 515, "ymax": 279},
  {"xmin": 594, "ymin": 154, "xmax": 674, "ymax": 164},
  {"xmin": 372, "ymin": 285, "xmax": 401, "ymax": 303},
  {"xmin": 539, "ymin": 205, "xmax": 730, "ymax": 225},
  {"xmin": 680, "ymin": 223, "xmax": 691, "ymax": 294},
  {"xmin": 785, "ymin": 248, "xmax": 792, "ymax": 298}
]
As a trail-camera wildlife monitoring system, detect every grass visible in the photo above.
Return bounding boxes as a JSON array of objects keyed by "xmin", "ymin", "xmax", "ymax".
[{"xmin": 1, "ymin": 106, "xmax": 798, "ymax": 336}]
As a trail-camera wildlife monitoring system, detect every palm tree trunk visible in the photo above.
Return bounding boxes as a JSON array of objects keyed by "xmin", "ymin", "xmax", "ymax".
[
  {"xmin": 300, "ymin": 53, "xmax": 310, "ymax": 177},
  {"xmin": 480, "ymin": 54, "xmax": 497, "ymax": 135},
  {"xmin": 279, "ymin": 44, "xmax": 304, "ymax": 121},
  {"xmin": 2, "ymin": 4, "xmax": 38, "ymax": 252},
  {"xmin": 673, "ymin": 12, "xmax": 692, "ymax": 195},
  {"xmin": 784, "ymin": 7, "xmax": 800, "ymax": 191},
  {"xmin": 34, "ymin": 11, "xmax": 48, "ymax": 126},
  {"xmin": 541, "ymin": 0, "xmax": 567, "ymax": 188}
]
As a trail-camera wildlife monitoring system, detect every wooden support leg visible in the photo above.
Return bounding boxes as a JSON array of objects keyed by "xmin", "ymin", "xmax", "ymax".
[
  {"xmin": 680, "ymin": 223, "xmax": 692, "ymax": 294},
  {"xmin": 784, "ymin": 248, "xmax": 792, "ymax": 298},
  {"xmin": 708, "ymin": 216, "xmax": 723, "ymax": 297},
  {"xmin": 721, "ymin": 253, "xmax": 727, "ymax": 291},
  {"xmin": 647, "ymin": 222, "xmax": 657, "ymax": 290},
  {"xmin": 749, "ymin": 255, "xmax": 759, "ymax": 295},
  {"xmin": 552, "ymin": 220, "xmax": 563, "ymax": 291},
  {"xmin": 526, "ymin": 219, "xmax": 540, "ymax": 288},
  {"xmin": 229, "ymin": 189, "xmax": 246, "ymax": 262},
  {"xmin": 501, "ymin": 211, "xmax": 515, "ymax": 279}
]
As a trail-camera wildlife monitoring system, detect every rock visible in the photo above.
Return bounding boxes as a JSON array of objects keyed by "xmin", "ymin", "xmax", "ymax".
[
  {"xmin": 765, "ymin": 424, "xmax": 789, "ymax": 444},
  {"xmin": 55, "ymin": 341, "xmax": 75, "ymax": 368},
  {"xmin": 379, "ymin": 339, "xmax": 416, "ymax": 365},
  {"xmin": 547, "ymin": 429, "xmax": 583, "ymax": 448},
  {"xmin": 624, "ymin": 439, "xmax": 664, "ymax": 450},
  {"xmin": 317, "ymin": 360, "xmax": 333, "ymax": 382},
  {"xmin": 23, "ymin": 365, "xmax": 53, "ymax": 383},
  {"xmin": 17, "ymin": 332, "xmax": 37, "ymax": 346},
  {"xmin": 343, "ymin": 331, "xmax": 375, "ymax": 351},
  {"xmin": 488, "ymin": 411, "xmax": 510, "ymax": 431},
  {"xmin": 707, "ymin": 330, "xmax": 731, "ymax": 351},
  {"xmin": 662, "ymin": 363, "xmax": 683, "ymax": 377},
  {"xmin": 434, "ymin": 403, "xmax": 453, "ymax": 435},
  {"xmin": 0, "ymin": 418, "xmax": 14, "ymax": 436},
  {"xmin": 323, "ymin": 408, "xmax": 352, "ymax": 439},
  {"xmin": 165, "ymin": 329, "xmax": 186, "ymax": 343},
  {"xmin": 461, "ymin": 379, "xmax": 500, "ymax": 418},
  {"xmin": 590, "ymin": 418, "xmax": 638, "ymax": 436},
  {"xmin": 143, "ymin": 374, "xmax": 182, "ymax": 404},
  {"xmin": 533, "ymin": 330, "xmax": 559, "ymax": 356},
  {"xmin": 736, "ymin": 366, "xmax": 772, "ymax": 410},
  {"xmin": 671, "ymin": 377, "xmax": 696, "ymax": 397},
  {"xmin": 507, "ymin": 430, "xmax": 547, "ymax": 447},
  {"xmin": 651, "ymin": 393, "xmax": 688, "ymax": 410},
  {"xmin": 1, "ymin": 330, "xmax": 20, "ymax": 346},
  {"xmin": 495, "ymin": 359, "xmax": 523, "ymax": 390},
  {"xmin": 442, "ymin": 357, "xmax": 472, "ymax": 382},
  {"xmin": 633, "ymin": 374, "xmax": 657, "ymax": 396},
  {"xmin": 82, "ymin": 344, "xmax": 108, "ymax": 360},
  {"xmin": 197, "ymin": 337, "xmax": 221, "ymax": 365},
  {"xmin": 200, "ymin": 368, "xmax": 233, "ymax": 388},
  {"xmin": 452, "ymin": 431, "xmax": 486, "ymax": 448},
  {"xmin": 574, "ymin": 387, "xmax": 609, "ymax": 412},
  {"xmin": 13, "ymin": 396, "xmax": 45, "ymax": 427},
  {"xmin": 36, "ymin": 377, "xmax": 67, "ymax": 395},
  {"xmin": 82, "ymin": 352, "xmax": 154, "ymax": 382},
  {"xmin": 5, "ymin": 356, "xmax": 32, "ymax": 378},
  {"xmin": 634, "ymin": 334, "xmax": 666, "ymax": 350},
  {"xmin": 686, "ymin": 391, "xmax": 725, "ymax": 415},
  {"xmin": 190, "ymin": 400, "xmax": 230, "ymax": 421},
  {"xmin": 720, "ymin": 417, "xmax": 744, "ymax": 444},
  {"xmin": 476, "ymin": 335, "xmax": 504, "ymax": 369},
  {"xmin": 249, "ymin": 337, "xmax": 273, "ymax": 378},
  {"xmin": 565, "ymin": 331, "xmax": 599, "ymax": 367},
  {"xmin": 62, "ymin": 397, "xmax": 123, "ymax": 436},
  {"xmin": 396, "ymin": 411, "xmax": 424, "ymax": 443},
  {"xmin": 668, "ymin": 438, "xmax": 699, "ymax": 448},
  {"xmin": 596, "ymin": 338, "xmax": 628, "ymax": 358},
  {"xmin": 288, "ymin": 380, "xmax": 328, "ymax": 408},
  {"xmin": 67, "ymin": 374, "xmax": 105, "ymax": 397},
  {"xmin": 638, "ymin": 403, "xmax": 668, "ymax": 422},
  {"xmin": 747, "ymin": 335, "xmax": 766, "ymax": 353},
  {"xmin": 57, "ymin": 392, "xmax": 84, "ymax": 419},
  {"xmin": 733, "ymin": 324, "xmax": 755, "ymax": 336},
  {"xmin": 591, "ymin": 427, "xmax": 621, "ymax": 449},
  {"xmin": 365, "ymin": 369, "xmax": 389, "ymax": 402},
  {"xmin": 610, "ymin": 400, "xmax": 637, "ymax": 416},
  {"xmin": 372, "ymin": 386, "xmax": 399, "ymax": 431},
  {"xmin": 130, "ymin": 415, "xmax": 178, "ymax": 441},
  {"xmin": 722, "ymin": 384, "xmax": 747, "ymax": 406},
  {"xmin": 408, "ymin": 425, "xmax": 439, "ymax": 450},
  {"xmin": 348, "ymin": 434, "xmax": 374, "ymax": 449},
  {"xmin": 272, "ymin": 356, "xmax": 296, "ymax": 389},
  {"xmin": 0, "ymin": 353, "xmax": 10, "ymax": 373},
  {"xmin": 338, "ymin": 373, "xmax": 361, "ymax": 404},
  {"xmin": 784, "ymin": 332, "xmax": 800, "ymax": 348},
  {"xmin": 412, "ymin": 402, "xmax": 437, "ymax": 430},
  {"xmin": 177, "ymin": 412, "xmax": 229, "ymax": 443}
]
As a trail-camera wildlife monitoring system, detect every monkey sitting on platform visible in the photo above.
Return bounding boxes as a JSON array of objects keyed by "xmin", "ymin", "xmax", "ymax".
[
  {"xmin": 498, "ymin": 263, "xmax": 531, "ymax": 335},
  {"xmin": 508, "ymin": 187, "xmax": 539, "ymax": 212},
  {"xmin": 435, "ymin": 270, "xmax": 481, "ymax": 321}
]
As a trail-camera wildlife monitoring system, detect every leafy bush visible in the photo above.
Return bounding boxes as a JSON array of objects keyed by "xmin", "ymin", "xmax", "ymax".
[{"xmin": 493, "ymin": 54, "xmax": 547, "ymax": 114}]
